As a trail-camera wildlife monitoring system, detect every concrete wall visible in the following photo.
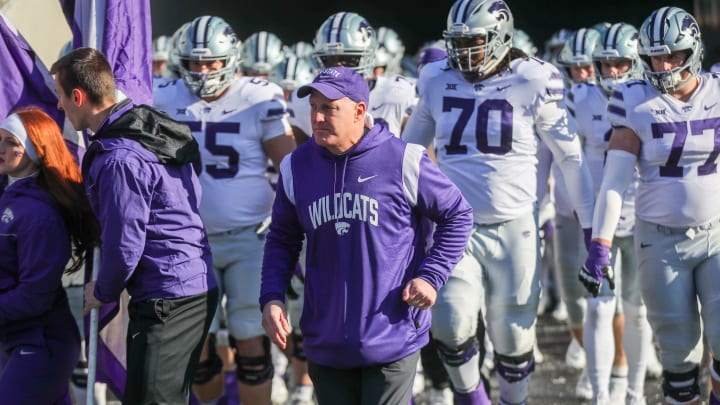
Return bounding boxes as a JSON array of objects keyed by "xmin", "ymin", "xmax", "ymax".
[{"xmin": 2, "ymin": 0, "xmax": 71, "ymax": 66}]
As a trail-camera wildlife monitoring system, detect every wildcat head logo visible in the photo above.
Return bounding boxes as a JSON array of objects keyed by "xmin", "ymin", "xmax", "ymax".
[
  {"xmin": 335, "ymin": 221, "xmax": 350, "ymax": 235},
  {"xmin": 1, "ymin": 208, "xmax": 14, "ymax": 224}
]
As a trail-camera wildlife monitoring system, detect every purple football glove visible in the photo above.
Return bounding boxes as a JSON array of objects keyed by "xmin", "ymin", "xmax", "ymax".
[
  {"xmin": 582, "ymin": 228, "xmax": 592, "ymax": 252},
  {"xmin": 579, "ymin": 241, "xmax": 615, "ymax": 297}
]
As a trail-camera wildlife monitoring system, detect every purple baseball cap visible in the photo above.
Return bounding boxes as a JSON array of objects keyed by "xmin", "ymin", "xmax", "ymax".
[{"xmin": 297, "ymin": 67, "xmax": 369, "ymax": 104}]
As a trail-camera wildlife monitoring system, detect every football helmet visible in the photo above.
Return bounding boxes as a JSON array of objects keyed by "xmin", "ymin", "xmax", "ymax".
[
  {"xmin": 153, "ymin": 35, "xmax": 170, "ymax": 62},
  {"xmin": 639, "ymin": 6, "xmax": 703, "ymax": 93},
  {"xmin": 593, "ymin": 23, "xmax": 644, "ymax": 93},
  {"xmin": 167, "ymin": 22, "xmax": 190, "ymax": 77},
  {"xmin": 591, "ymin": 22, "xmax": 612, "ymax": 39},
  {"xmin": 512, "ymin": 29, "xmax": 537, "ymax": 57},
  {"xmin": 544, "ymin": 28, "xmax": 574, "ymax": 64},
  {"xmin": 313, "ymin": 12, "xmax": 377, "ymax": 78},
  {"xmin": 241, "ymin": 31, "xmax": 286, "ymax": 76},
  {"xmin": 177, "ymin": 16, "xmax": 239, "ymax": 98},
  {"xmin": 558, "ymin": 28, "xmax": 601, "ymax": 83},
  {"xmin": 269, "ymin": 56, "xmax": 315, "ymax": 91},
  {"xmin": 375, "ymin": 26, "xmax": 405, "ymax": 75},
  {"xmin": 443, "ymin": 0, "xmax": 514, "ymax": 80},
  {"xmin": 290, "ymin": 41, "xmax": 314, "ymax": 59}
]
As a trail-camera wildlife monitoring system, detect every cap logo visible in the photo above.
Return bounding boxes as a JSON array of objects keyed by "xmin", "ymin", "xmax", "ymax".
[{"xmin": 320, "ymin": 68, "xmax": 342, "ymax": 78}]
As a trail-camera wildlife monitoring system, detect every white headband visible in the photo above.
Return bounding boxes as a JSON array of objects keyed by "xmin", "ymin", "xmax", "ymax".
[{"xmin": 0, "ymin": 113, "xmax": 39, "ymax": 164}]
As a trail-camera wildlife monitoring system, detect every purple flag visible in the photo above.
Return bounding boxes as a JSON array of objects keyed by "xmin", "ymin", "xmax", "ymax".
[
  {"xmin": 59, "ymin": 0, "xmax": 154, "ymax": 399},
  {"xmin": 59, "ymin": 0, "xmax": 153, "ymax": 106},
  {"xmin": 0, "ymin": 13, "xmax": 85, "ymax": 161},
  {"xmin": 0, "ymin": 14, "xmax": 63, "ymax": 124}
]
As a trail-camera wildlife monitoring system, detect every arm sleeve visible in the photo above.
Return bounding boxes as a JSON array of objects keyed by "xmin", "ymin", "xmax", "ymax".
[
  {"xmin": 259, "ymin": 155, "xmax": 304, "ymax": 310},
  {"xmin": 0, "ymin": 210, "xmax": 70, "ymax": 325},
  {"xmin": 92, "ymin": 158, "xmax": 150, "ymax": 303},
  {"xmin": 401, "ymin": 95, "xmax": 436, "ymax": 148},
  {"xmin": 592, "ymin": 150, "xmax": 637, "ymax": 241},
  {"xmin": 536, "ymin": 100, "xmax": 595, "ymax": 227},
  {"xmin": 405, "ymin": 145, "xmax": 473, "ymax": 291}
]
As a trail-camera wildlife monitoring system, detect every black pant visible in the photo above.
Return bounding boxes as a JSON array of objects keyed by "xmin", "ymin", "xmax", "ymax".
[
  {"xmin": 308, "ymin": 351, "xmax": 419, "ymax": 405},
  {"xmin": 123, "ymin": 289, "xmax": 218, "ymax": 405}
]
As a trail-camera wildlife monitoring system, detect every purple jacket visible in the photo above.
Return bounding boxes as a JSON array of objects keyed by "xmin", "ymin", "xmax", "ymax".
[
  {"xmin": 260, "ymin": 123, "xmax": 472, "ymax": 368},
  {"xmin": 0, "ymin": 177, "xmax": 77, "ymax": 348},
  {"xmin": 83, "ymin": 101, "xmax": 216, "ymax": 303}
]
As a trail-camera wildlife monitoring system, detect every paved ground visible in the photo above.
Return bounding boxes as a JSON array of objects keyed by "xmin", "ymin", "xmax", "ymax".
[
  {"xmin": 102, "ymin": 313, "xmax": 675, "ymax": 404},
  {"xmin": 518, "ymin": 313, "xmax": 666, "ymax": 405}
]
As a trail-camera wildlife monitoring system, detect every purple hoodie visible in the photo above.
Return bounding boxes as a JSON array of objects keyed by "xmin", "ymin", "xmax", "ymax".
[
  {"xmin": 83, "ymin": 102, "xmax": 216, "ymax": 303},
  {"xmin": 260, "ymin": 122, "xmax": 472, "ymax": 368},
  {"xmin": 0, "ymin": 177, "xmax": 77, "ymax": 348}
]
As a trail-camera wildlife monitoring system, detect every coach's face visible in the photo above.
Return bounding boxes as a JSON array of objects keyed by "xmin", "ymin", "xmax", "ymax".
[{"xmin": 309, "ymin": 91, "xmax": 366, "ymax": 154}]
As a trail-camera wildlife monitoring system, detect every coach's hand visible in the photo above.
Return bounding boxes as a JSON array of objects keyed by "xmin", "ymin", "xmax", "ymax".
[
  {"xmin": 262, "ymin": 300, "xmax": 291, "ymax": 350},
  {"xmin": 579, "ymin": 241, "xmax": 615, "ymax": 297},
  {"xmin": 83, "ymin": 281, "xmax": 106, "ymax": 315},
  {"xmin": 402, "ymin": 278, "xmax": 437, "ymax": 310}
]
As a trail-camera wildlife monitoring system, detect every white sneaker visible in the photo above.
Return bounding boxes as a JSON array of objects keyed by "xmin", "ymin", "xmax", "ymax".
[
  {"xmin": 565, "ymin": 338, "xmax": 586, "ymax": 370},
  {"xmin": 552, "ymin": 301, "xmax": 568, "ymax": 322},
  {"xmin": 625, "ymin": 388, "xmax": 647, "ymax": 405},
  {"xmin": 287, "ymin": 385, "xmax": 315, "ymax": 405},
  {"xmin": 271, "ymin": 374, "xmax": 289, "ymax": 405},
  {"xmin": 575, "ymin": 369, "xmax": 593, "ymax": 400},
  {"xmin": 428, "ymin": 387, "xmax": 454, "ymax": 405}
]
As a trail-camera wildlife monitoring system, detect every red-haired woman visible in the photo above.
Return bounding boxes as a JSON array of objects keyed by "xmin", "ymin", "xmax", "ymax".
[{"xmin": 0, "ymin": 107, "xmax": 99, "ymax": 404}]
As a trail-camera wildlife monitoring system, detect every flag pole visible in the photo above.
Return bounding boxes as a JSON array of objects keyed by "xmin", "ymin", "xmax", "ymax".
[{"xmin": 87, "ymin": 245, "xmax": 100, "ymax": 405}]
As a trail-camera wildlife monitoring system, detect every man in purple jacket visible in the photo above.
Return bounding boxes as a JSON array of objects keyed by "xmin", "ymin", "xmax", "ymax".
[
  {"xmin": 260, "ymin": 66, "xmax": 473, "ymax": 404},
  {"xmin": 50, "ymin": 47, "xmax": 218, "ymax": 404}
]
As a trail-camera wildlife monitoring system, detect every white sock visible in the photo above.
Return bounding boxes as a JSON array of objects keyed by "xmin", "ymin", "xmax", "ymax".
[
  {"xmin": 584, "ymin": 296, "xmax": 616, "ymax": 399},
  {"xmin": 444, "ymin": 350, "xmax": 481, "ymax": 393},
  {"xmin": 623, "ymin": 301, "xmax": 650, "ymax": 396},
  {"xmin": 497, "ymin": 373, "xmax": 530, "ymax": 405}
]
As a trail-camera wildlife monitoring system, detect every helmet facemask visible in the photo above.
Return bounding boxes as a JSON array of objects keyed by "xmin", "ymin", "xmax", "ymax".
[
  {"xmin": 639, "ymin": 7, "xmax": 703, "ymax": 94},
  {"xmin": 445, "ymin": 27, "xmax": 511, "ymax": 81}
]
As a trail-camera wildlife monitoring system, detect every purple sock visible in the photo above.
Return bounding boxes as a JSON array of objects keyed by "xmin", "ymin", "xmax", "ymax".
[
  {"xmin": 454, "ymin": 381, "xmax": 491, "ymax": 405},
  {"xmin": 710, "ymin": 391, "xmax": 720, "ymax": 405}
]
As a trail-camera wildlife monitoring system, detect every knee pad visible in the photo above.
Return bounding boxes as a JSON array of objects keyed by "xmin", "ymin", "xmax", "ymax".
[
  {"xmin": 235, "ymin": 336, "xmax": 274, "ymax": 385},
  {"xmin": 494, "ymin": 350, "xmax": 535, "ymax": 383},
  {"xmin": 291, "ymin": 331, "xmax": 306, "ymax": 361},
  {"xmin": 71, "ymin": 360, "xmax": 89, "ymax": 388},
  {"xmin": 193, "ymin": 335, "xmax": 223, "ymax": 385},
  {"xmin": 436, "ymin": 337, "xmax": 478, "ymax": 367},
  {"xmin": 662, "ymin": 367, "xmax": 700, "ymax": 403}
]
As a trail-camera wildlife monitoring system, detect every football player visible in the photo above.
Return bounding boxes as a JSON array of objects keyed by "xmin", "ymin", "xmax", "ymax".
[
  {"xmin": 290, "ymin": 12, "xmax": 417, "ymax": 141},
  {"xmin": 153, "ymin": 15, "xmax": 295, "ymax": 405},
  {"xmin": 403, "ymin": 0, "xmax": 595, "ymax": 403},
  {"xmin": 241, "ymin": 31, "xmax": 286, "ymax": 79},
  {"xmin": 564, "ymin": 23, "xmax": 651, "ymax": 404},
  {"xmin": 586, "ymin": 7, "xmax": 720, "ymax": 405}
]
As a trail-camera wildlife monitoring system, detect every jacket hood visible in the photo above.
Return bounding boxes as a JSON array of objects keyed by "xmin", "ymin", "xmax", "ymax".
[
  {"xmin": 1, "ymin": 177, "xmax": 55, "ymax": 207},
  {"xmin": 94, "ymin": 99, "xmax": 200, "ymax": 165}
]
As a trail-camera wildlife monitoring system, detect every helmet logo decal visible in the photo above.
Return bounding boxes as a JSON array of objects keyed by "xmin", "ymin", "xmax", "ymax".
[
  {"xmin": 681, "ymin": 15, "xmax": 699, "ymax": 38},
  {"xmin": 488, "ymin": 1, "xmax": 510, "ymax": 21}
]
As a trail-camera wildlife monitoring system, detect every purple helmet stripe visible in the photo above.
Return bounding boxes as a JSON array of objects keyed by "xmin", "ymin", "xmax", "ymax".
[
  {"xmin": 658, "ymin": 7, "xmax": 673, "ymax": 43},
  {"xmin": 607, "ymin": 23, "xmax": 621, "ymax": 50},
  {"xmin": 651, "ymin": 7, "xmax": 670, "ymax": 45},
  {"xmin": 335, "ymin": 12, "xmax": 348, "ymax": 43}
]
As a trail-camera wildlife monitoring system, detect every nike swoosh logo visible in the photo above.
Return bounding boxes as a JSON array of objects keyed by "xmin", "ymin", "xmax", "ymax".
[
  {"xmin": 358, "ymin": 175, "xmax": 377, "ymax": 183},
  {"xmin": 640, "ymin": 242, "xmax": 652, "ymax": 248},
  {"xmin": 132, "ymin": 332, "xmax": 141, "ymax": 339},
  {"xmin": 19, "ymin": 349, "xmax": 35, "ymax": 355},
  {"xmin": 497, "ymin": 85, "xmax": 512, "ymax": 91},
  {"xmin": 371, "ymin": 104, "xmax": 386, "ymax": 111},
  {"xmin": 705, "ymin": 103, "xmax": 717, "ymax": 111},
  {"xmin": 222, "ymin": 108, "xmax": 237, "ymax": 115}
]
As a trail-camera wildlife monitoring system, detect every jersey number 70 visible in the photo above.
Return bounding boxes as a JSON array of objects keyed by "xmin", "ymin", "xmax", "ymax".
[{"xmin": 442, "ymin": 96, "xmax": 513, "ymax": 155}]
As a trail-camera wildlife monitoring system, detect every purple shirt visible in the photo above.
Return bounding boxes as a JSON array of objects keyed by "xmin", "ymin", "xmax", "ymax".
[
  {"xmin": 84, "ymin": 103, "xmax": 216, "ymax": 303},
  {"xmin": 261, "ymin": 123, "xmax": 473, "ymax": 368}
]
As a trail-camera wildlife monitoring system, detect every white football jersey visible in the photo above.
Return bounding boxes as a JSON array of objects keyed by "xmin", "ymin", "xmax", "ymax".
[
  {"xmin": 287, "ymin": 89, "xmax": 312, "ymax": 137},
  {"xmin": 404, "ymin": 57, "xmax": 592, "ymax": 225},
  {"xmin": 558, "ymin": 82, "xmax": 637, "ymax": 236},
  {"xmin": 367, "ymin": 74, "xmax": 417, "ymax": 137},
  {"xmin": 285, "ymin": 74, "xmax": 417, "ymax": 139},
  {"xmin": 609, "ymin": 73, "xmax": 720, "ymax": 227},
  {"xmin": 154, "ymin": 77, "xmax": 291, "ymax": 233}
]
